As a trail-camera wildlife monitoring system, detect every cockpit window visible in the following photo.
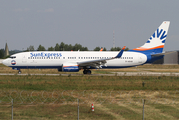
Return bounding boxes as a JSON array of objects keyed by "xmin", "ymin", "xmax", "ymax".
[{"xmin": 9, "ymin": 56, "xmax": 16, "ymax": 59}]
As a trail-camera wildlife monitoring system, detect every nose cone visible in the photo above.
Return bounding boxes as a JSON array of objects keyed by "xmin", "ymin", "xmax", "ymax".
[{"xmin": 2, "ymin": 59, "xmax": 9, "ymax": 66}]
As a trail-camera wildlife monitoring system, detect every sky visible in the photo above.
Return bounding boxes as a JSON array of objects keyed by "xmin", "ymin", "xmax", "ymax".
[{"xmin": 0, "ymin": 0, "xmax": 179, "ymax": 51}]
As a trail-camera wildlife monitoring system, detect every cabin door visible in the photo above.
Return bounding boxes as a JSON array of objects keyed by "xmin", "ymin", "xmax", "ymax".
[
  {"xmin": 138, "ymin": 55, "xmax": 142, "ymax": 63},
  {"xmin": 22, "ymin": 55, "xmax": 27, "ymax": 63}
]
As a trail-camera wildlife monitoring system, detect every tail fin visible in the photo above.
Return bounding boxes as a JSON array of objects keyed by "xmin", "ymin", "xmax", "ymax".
[{"xmin": 130, "ymin": 21, "xmax": 170, "ymax": 54}]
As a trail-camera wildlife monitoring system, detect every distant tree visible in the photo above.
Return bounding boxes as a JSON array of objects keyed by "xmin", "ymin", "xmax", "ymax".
[
  {"xmin": 93, "ymin": 47, "xmax": 107, "ymax": 51},
  {"xmin": 110, "ymin": 47, "xmax": 115, "ymax": 51},
  {"xmin": 59, "ymin": 42, "xmax": 65, "ymax": 51},
  {"xmin": 54, "ymin": 43, "xmax": 60, "ymax": 51},
  {"xmin": 48, "ymin": 46, "xmax": 54, "ymax": 51},
  {"xmin": 110, "ymin": 47, "xmax": 129, "ymax": 51},
  {"xmin": 110, "ymin": 47, "xmax": 121, "ymax": 51},
  {"xmin": 37, "ymin": 45, "xmax": 46, "ymax": 51},
  {"xmin": 9, "ymin": 50, "xmax": 21, "ymax": 55},
  {"xmin": 82, "ymin": 47, "xmax": 88, "ymax": 51},
  {"xmin": 64, "ymin": 44, "xmax": 68, "ymax": 51},
  {"xmin": 72, "ymin": 43, "xmax": 88, "ymax": 51},
  {"xmin": 54, "ymin": 42, "xmax": 88, "ymax": 51},
  {"xmin": 5, "ymin": 55, "xmax": 10, "ymax": 58},
  {"xmin": 72, "ymin": 43, "xmax": 83, "ymax": 51},
  {"xmin": 68, "ymin": 44, "xmax": 73, "ymax": 51},
  {"xmin": 27, "ymin": 45, "xmax": 34, "ymax": 51},
  {"xmin": 0, "ymin": 49, "xmax": 4, "ymax": 58},
  {"xmin": 116, "ymin": 47, "xmax": 121, "ymax": 51},
  {"xmin": 124, "ymin": 47, "xmax": 129, "ymax": 51},
  {"xmin": 93, "ymin": 47, "xmax": 101, "ymax": 51},
  {"xmin": 103, "ymin": 47, "xmax": 107, "ymax": 51}
]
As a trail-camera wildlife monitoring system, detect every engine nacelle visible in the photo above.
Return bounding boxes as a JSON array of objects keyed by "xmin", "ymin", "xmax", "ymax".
[{"xmin": 61, "ymin": 63, "xmax": 79, "ymax": 72}]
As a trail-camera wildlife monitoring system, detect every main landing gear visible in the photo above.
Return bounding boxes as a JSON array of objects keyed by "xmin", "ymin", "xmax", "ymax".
[{"xmin": 83, "ymin": 69, "xmax": 91, "ymax": 74}]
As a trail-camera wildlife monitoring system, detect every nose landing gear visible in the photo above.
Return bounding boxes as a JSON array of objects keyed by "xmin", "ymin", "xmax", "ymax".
[{"xmin": 18, "ymin": 70, "xmax": 21, "ymax": 74}]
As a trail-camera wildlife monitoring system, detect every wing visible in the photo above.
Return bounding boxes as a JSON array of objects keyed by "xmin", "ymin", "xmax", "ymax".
[{"xmin": 78, "ymin": 46, "xmax": 126, "ymax": 68}]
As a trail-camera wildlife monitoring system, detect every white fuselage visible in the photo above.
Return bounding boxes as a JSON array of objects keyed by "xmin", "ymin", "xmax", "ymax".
[{"xmin": 2, "ymin": 51, "xmax": 147, "ymax": 69}]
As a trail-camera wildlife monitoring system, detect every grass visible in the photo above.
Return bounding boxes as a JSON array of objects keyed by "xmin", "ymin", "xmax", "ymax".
[
  {"xmin": 0, "ymin": 104, "xmax": 115, "ymax": 120},
  {"xmin": 104, "ymin": 103, "xmax": 141, "ymax": 120},
  {"xmin": 153, "ymin": 104, "xmax": 179, "ymax": 119},
  {"xmin": 0, "ymin": 75, "xmax": 179, "ymax": 91},
  {"xmin": 1, "ymin": 64, "xmax": 179, "ymax": 74},
  {"xmin": 0, "ymin": 64, "xmax": 179, "ymax": 119}
]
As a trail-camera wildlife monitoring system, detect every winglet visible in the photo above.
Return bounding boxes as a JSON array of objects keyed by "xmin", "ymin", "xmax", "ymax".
[
  {"xmin": 100, "ymin": 48, "xmax": 103, "ymax": 51},
  {"xmin": 115, "ymin": 46, "xmax": 126, "ymax": 58}
]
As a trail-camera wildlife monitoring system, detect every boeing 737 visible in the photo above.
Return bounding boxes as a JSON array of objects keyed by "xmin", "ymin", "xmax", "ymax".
[{"xmin": 2, "ymin": 21, "xmax": 170, "ymax": 74}]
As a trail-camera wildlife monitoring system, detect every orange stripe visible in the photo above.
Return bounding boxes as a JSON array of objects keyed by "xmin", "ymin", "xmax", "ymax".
[
  {"xmin": 63, "ymin": 65, "xmax": 79, "ymax": 67},
  {"xmin": 133, "ymin": 45, "xmax": 164, "ymax": 51}
]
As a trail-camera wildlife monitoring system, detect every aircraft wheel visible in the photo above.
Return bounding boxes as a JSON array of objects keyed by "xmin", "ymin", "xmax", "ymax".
[
  {"xmin": 83, "ymin": 70, "xmax": 92, "ymax": 74},
  {"xmin": 18, "ymin": 70, "xmax": 21, "ymax": 74},
  {"xmin": 83, "ymin": 70, "xmax": 87, "ymax": 74},
  {"xmin": 87, "ymin": 70, "xmax": 91, "ymax": 74}
]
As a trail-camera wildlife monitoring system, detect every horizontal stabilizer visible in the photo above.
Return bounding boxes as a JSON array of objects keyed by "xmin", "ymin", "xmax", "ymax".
[{"xmin": 151, "ymin": 51, "xmax": 176, "ymax": 57}]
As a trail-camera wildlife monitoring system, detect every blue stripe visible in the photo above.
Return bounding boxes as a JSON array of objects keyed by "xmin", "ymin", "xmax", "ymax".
[
  {"xmin": 145, "ymin": 54, "xmax": 164, "ymax": 64},
  {"xmin": 128, "ymin": 48, "xmax": 163, "ymax": 54},
  {"xmin": 10, "ymin": 65, "xmax": 143, "ymax": 70},
  {"xmin": 129, "ymin": 48, "xmax": 164, "ymax": 64},
  {"xmin": 101, "ymin": 65, "xmax": 143, "ymax": 69},
  {"xmin": 11, "ymin": 66, "xmax": 60, "ymax": 69},
  {"xmin": 63, "ymin": 66, "xmax": 79, "ymax": 72}
]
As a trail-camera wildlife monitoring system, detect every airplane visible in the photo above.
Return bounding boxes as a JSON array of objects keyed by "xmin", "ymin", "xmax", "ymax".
[{"xmin": 2, "ymin": 21, "xmax": 170, "ymax": 74}]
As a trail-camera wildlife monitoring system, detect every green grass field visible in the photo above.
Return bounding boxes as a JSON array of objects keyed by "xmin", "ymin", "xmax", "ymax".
[{"xmin": 0, "ymin": 64, "xmax": 179, "ymax": 120}]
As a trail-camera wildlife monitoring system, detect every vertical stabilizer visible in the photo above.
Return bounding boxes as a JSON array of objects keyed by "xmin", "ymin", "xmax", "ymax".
[{"xmin": 131, "ymin": 21, "xmax": 170, "ymax": 54}]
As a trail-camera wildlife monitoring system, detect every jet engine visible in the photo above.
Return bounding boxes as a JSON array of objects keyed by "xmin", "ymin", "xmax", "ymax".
[{"xmin": 58, "ymin": 63, "xmax": 79, "ymax": 72}]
